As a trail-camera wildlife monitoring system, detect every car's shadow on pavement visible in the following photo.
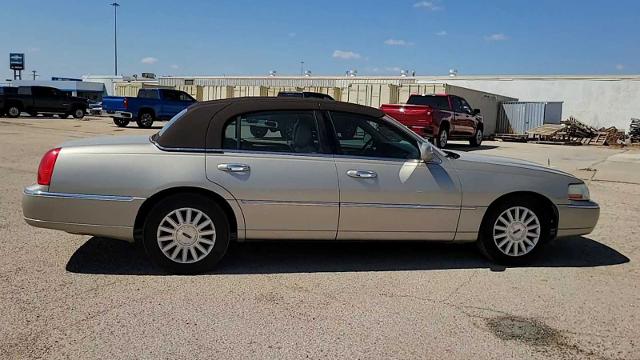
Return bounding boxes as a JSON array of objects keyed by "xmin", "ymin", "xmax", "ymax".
[{"xmin": 65, "ymin": 236, "xmax": 629, "ymax": 275}]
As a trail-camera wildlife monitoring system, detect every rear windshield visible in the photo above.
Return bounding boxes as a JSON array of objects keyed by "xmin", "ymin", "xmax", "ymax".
[
  {"xmin": 158, "ymin": 108, "xmax": 188, "ymax": 137},
  {"xmin": 407, "ymin": 95, "xmax": 449, "ymax": 110}
]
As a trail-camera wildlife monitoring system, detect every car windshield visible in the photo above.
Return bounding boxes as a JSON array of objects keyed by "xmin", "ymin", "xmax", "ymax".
[{"xmin": 157, "ymin": 108, "xmax": 188, "ymax": 137}]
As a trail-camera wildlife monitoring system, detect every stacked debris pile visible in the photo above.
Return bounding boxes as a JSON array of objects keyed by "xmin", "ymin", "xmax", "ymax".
[
  {"xmin": 526, "ymin": 117, "xmax": 624, "ymax": 145},
  {"xmin": 631, "ymin": 118, "xmax": 640, "ymax": 144}
]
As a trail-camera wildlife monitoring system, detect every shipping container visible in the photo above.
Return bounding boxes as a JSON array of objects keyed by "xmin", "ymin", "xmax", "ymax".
[
  {"xmin": 201, "ymin": 86, "xmax": 234, "ymax": 101},
  {"xmin": 343, "ymin": 84, "xmax": 399, "ymax": 107},
  {"xmin": 497, "ymin": 102, "xmax": 563, "ymax": 134}
]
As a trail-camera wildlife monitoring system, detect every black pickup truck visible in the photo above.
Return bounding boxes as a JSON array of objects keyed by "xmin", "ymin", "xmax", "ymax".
[{"xmin": 1, "ymin": 86, "xmax": 88, "ymax": 119}]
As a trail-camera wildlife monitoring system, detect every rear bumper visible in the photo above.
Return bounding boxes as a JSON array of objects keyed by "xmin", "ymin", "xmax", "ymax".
[
  {"xmin": 103, "ymin": 110, "xmax": 133, "ymax": 119},
  {"xmin": 22, "ymin": 185, "xmax": 145, "ymax": 242},
  {"xmin": 556, "ymin": 201, "xmax": 600, "ymax": 237}
]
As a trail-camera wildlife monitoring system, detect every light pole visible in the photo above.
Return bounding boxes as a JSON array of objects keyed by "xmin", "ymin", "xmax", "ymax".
[
  {"xmin": 110, "ymin": 2, "xmax": 120, "ymax": 76},
  {"xmin": 300, "ymin": 60, "xmax": 304, "ymax": 76}
]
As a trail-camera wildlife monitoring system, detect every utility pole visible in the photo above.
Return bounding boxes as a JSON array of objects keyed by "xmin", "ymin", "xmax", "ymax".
[
  {"xmin": 300, "ymin": 60, "xmax": 304, "ymax": 76},
  {"xmin": 110, "ymin": 2, "xmax": 120, "ymax": 76},
  {"xmin": 31, "ymin": 70, "xmax": 38, "ymax": 80}
]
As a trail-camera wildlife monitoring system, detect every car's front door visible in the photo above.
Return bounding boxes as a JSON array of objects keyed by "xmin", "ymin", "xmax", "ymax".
[
  {"xmin": 205, "ymin": 110, "xmax": 339, "ymax": 240},
  {"xmin": 451, "ymin": 96, "xmax": 475, "ymax": 136},
  {"xmin": 327, "ymin": 112, "xmax": 462, "ymax": 240}
]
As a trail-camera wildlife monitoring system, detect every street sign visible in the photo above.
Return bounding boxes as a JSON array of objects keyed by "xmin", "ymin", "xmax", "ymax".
[{"xmin": 9, "ymin": 53, "xmax": 24, "ymax": 70}]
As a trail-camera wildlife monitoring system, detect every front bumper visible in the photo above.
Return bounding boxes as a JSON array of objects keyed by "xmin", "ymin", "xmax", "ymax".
[
  {"xmin": 22, "ymin": 185, "xmax": 145, "ymax": 242},
  {"xmin": 556, "ymin": 201, "xmax": 600, "ymax": 237}
]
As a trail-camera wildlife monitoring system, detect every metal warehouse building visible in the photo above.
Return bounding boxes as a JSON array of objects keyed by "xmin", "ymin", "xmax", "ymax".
[{"xmin": 126, "ymin": 74, "xmax": 639, "ymax": 133}]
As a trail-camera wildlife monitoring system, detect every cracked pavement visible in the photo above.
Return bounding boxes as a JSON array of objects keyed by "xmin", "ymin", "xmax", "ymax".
[{"xmin": 0, "ymin": 117, "xmax": 638, "ymax": 359}]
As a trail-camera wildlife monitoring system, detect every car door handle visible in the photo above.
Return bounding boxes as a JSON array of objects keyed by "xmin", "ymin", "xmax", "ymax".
[
  {"xmin": 346, "ymin": 170, "xmax": 377, "ymax": 179},
  {"xmin": 217, "ymin": 163, "xmax": 250, "ymax": 173}
]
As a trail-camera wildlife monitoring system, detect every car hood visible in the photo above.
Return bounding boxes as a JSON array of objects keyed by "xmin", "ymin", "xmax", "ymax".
[
  {"xmin": 449, "ymin": 151, "xmax": 576, "ymax": 178},
  {"xmin": 60, "ymin": 135, "xmax": 152, "ymax": 148}
]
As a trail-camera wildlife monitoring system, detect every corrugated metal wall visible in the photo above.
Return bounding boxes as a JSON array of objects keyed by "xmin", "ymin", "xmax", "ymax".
[{"xmin": 497, "ymin": 102, "xmax": 563, "ymax": 134}]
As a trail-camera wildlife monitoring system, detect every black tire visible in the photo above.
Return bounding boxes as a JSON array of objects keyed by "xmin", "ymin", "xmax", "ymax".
[
  {"xmin": 250, "ymin": 126, "xmax": 268, "ymax": 138},
  {"xmin": 469, "ymin": 128, "xmax": 483, "ymax": 147},
  {"xmin": 477, "ymin": 197, "xmax": 550, "ymax": 265},
  {"xmin": 435, "ymin": 125, "xmax": 449, "ymax": 148},
  {"xmin": 72, "ymin": 108, "xmax": 85, "ymax": 119},
  {"xmin": 6, "ymin": 105, "xmax": 21, "ymax": 118},
  {"xmin": 142, "ymin": 194, "xmax": 230, "ymax": 274},
  {"xmin": 136, "ymin": 110, "xmax": 155, "ymax": 128},
  {"xmin": 113, "ymin": 118, "xmax": 130, "ymax": 127}
]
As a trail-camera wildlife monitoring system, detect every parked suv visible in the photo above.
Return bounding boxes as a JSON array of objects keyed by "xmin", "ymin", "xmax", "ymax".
[
  {"xmin": 1, "ymin": 86, "xmax": 88, "ymax": 119},
  {"xmin": 381, "ymin": 94, "xmax": 483, "ymax": 148}
]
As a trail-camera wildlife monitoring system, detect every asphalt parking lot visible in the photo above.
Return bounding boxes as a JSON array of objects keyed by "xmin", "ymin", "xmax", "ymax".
[{"xmin": 1, "ymin": 116, "xmax": 638, "ymax": 359}]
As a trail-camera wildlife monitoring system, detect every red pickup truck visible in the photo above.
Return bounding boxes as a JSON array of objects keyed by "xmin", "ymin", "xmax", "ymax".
[{"xmin": 381, "ymin": 94, "xmax": 483, "ymax": 148}]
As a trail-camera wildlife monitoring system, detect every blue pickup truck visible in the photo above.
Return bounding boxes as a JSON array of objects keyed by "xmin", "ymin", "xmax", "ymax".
[{"xmin": 102, "ymin": 88, "xmax": 197, "ymax": 128}]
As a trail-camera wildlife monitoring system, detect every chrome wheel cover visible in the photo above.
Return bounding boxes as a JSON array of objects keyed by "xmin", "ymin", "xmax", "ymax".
[
  {"xmin": 156, "ymin": 207, "xmax": 216, "ymax": 264},
  {"xmin": 493, "ymin": 206, "xmax": 540, "ymax": 257}
]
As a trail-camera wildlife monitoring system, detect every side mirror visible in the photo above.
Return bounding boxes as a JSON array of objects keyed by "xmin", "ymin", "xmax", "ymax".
[
  {"xmin": 420, "ymin": 142, "xmax": 435, "ymax": 162},
  {"xmin": 472, "ymin": 108, "xmax": 481, "ymax": 115}
]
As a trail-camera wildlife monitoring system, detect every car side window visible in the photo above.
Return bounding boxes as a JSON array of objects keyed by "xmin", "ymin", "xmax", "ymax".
[
  {"xmin": 459, "ymin": 98, "xmax": 473, "ymax": 114},
  {"xmin": 329, "ymin": 112, "xmax": 420, "ymax": 160},
  {"xmin": 179, "ymin": 92, "xmax": 194, "ymax": 101},
  {"xmin": 222, "ymin": 111, "xmax": 320, "ymax": 154}
]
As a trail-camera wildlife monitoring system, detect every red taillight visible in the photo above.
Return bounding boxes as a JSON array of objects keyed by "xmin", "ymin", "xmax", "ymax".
[
  {"xmin": 123, "ymin": 98, "xmax": 128, "ymax": 109},
  {"xmin": 37, "ymin": 148, "xmax": 61, "ymax": 185}
]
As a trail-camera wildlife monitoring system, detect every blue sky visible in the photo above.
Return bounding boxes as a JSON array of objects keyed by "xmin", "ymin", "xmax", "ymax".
[{"xmin": 1, "ymin": 0, "xmax": 639, "ymax": 79}]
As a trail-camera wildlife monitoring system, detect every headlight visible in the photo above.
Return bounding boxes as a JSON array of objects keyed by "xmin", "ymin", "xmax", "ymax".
[{"xmin": 568, "ymin": 183, "xmax": 590, "ymax": 201}]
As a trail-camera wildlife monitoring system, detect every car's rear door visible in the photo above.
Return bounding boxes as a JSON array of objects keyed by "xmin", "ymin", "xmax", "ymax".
[
  {"xmin": 327, "ymin": 111, "xmax": 462, "ymax": 240},
  {"xmin": 205, "ymin": 109, "xmax": 339, "ymax": 240}
]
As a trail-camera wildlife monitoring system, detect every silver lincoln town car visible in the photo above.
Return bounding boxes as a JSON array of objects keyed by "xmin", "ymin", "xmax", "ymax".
[{"xmin": 23, "ymin": 98, "xmax": 599, "ymax": 273}]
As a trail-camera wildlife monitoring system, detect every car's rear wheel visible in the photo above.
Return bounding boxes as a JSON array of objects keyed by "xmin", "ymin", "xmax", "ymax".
[
  {"xmin": 435, "ymin": 125, "xmax": 449, "ymax": 148},
  {"xmin": 250, "ymin": 126, "xmax": 268, "ymax": 138},
  {"xmin": 136, "ymin": 111, "xmax": 155, "ymax": 128},
  {"xmin": 72, "ymin": 108, "xmax": 85, "ymax": 119},
  {"xmin": 7, "ymin": 105, "xmax": 21, "ymax": 118},
  {"xmin": 470, "ymin": 128, "xmax": 483, "ymax": 147},
  {"xmin": 113, "ymin": 118, "xmax": 130, "ymax": 127},
  {"xmin": 142, "ymin": 194, "xmax": 230, "ymax": 274},
  {"xmin": 478, "ymin": 200, "xmax": 547, "ymax": 265}
]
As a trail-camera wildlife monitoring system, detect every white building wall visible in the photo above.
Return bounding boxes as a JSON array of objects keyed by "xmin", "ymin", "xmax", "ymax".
[{"xmin": 420, "ymin": 77, "xmax": 640, "ymax": 130}]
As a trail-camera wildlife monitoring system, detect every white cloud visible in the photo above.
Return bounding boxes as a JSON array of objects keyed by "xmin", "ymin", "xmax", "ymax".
[
  {"xmin": 384, "ymin": 39, "xmax": 413, "ymax": 46},
  {"xmin": 435, "ymin": 30, "xmax": 448, "ymax": 36},
  {"xmin": 333, "ymin": 50, "xmax": 361, "ymax": 60},
  {"xmin": 615, "ymin": 64, "xmax": 624, "ymax": 70},
  {"xmin": 413, "ymin": 1, "xmax": 442, "ymax": 10},
  {"xmin": 484, "ymin": 33, "xmax": 509, "ymax": 41},
  {"xmin": 141, "ymin": 57, "xmax": 159, "ymax": 64},
  {"xmin": 170, "ymin": 64, "xmax": 180, "ymax": 69}
]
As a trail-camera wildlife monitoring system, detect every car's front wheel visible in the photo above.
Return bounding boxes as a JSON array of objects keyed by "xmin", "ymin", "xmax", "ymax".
[
  {"xmin": 72, "ymin": 108, "xmax": 85, "ymax": 119},
  {"xmin": 469, "ymin": 128, "xmax": 483, "ymax": 147},
  {"xmin": 142, "ymin": 194, "xmax": 230, "ymax": 274},
  {"xmin": 478, "ymin": 200, "xmax": 548, "ymax": 265}
]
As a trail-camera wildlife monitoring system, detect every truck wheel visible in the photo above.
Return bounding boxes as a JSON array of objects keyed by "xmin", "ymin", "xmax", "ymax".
[
  {"xmin": 7, "ymin": 105, "xmax": 21, "ymax": 118},
  {"xmin": 469, "ymin": 128, "xmax": 483, "ymax": 147},
  {"xmin": 136, "ymin": 111, "xmax": 155, "ymax": 128},
  {"xmin": 435, "ymin": 126, "xmax": 449, "ymax": 148},
  {"xmin": 249, "ymin": 126, "xmax": 268, "ymax": 138},
  {"xmin": 113, "ymin": 118, "xmax": 130, "ymax": 127},
  {"xmin": 72, "ymin": 108, "xmax": 85, "ymax": 119}
]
